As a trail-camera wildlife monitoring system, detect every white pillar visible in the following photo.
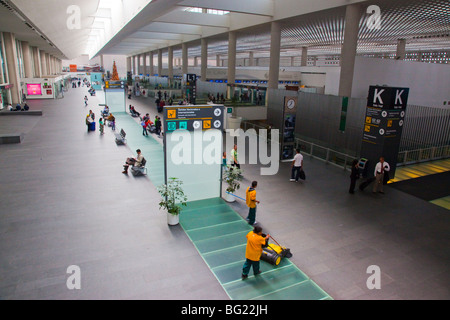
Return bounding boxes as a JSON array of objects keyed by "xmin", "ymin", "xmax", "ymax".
[
  {"xmin": 149, "ymin": 52, "xmax": 154, "ymax": 76},
  {"xmin": 338, "ymin": 3, "xmax": 361, "ymax": 97},
  {"xmin": 182, "ymin": 43, "xmax": 188, "ymax": 74},
  {"xmin": 249, "ymin": 51, "xmax": 254, "ymax": 67},
  {"xmin": 396, "ymin": 39, "xmax": 406, "ymax": 60},
  {"xmin": 301, "ymin": 47, "xmax": 308, "ymax": 66},
  {"xmin": 21, "ymin": 41, "xmax": 33, "ymax": 78},
  {"xmin": 158, "ymin": 49, "xmax": 163, "ymax": 76},
  {"xmin": 268, "ymin": 21, "xmax": 281, "ymax": 90},
  {"xmin": 201, "ymin": 38, "xmax": 208, "ymax": 81},
  {"xmin": 3, "ymin": 32, "xmax": 21, "ymax": 104},
  {"xmin": 168, "ymin": 47, "xmax": 173, "ymax": 81},
  {"xmin": 227, "ymin": 31, "xmax": 237, "ymax": 86}
]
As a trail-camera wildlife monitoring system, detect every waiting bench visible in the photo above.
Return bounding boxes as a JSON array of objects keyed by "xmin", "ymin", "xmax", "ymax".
[
  {"xmin": 115, "ymin": 128, "xmax": 127, "ymax": 145},
  {"xmin": 131, "ymin": 157, "xmax": 147, "ymax": 176}
]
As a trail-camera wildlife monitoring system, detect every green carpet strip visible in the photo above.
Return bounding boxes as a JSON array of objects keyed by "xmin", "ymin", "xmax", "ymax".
[{"xmin": 180, "ymin": 198, "xmax": 332, "ymax": 300}]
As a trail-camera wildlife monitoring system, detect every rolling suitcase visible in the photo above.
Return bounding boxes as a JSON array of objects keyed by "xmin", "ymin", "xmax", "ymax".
[
  {"xmin": 88, "ymin": 121, "xmax": 96, "ymax": 131},
  {"xmin": 359, "ymin": 177, "xmax": 375, "ymax": 191}
]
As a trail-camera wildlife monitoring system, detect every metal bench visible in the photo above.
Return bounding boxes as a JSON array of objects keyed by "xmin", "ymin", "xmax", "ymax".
[
  {"xmin": 115, "ymin": 128, "xmax": 127, "ymax": 145},
  {"xmin": 131, "ymin": 157, "xmax": 147, "ymax": 176}
]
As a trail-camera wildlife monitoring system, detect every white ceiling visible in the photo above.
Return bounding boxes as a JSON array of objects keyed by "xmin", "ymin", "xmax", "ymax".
[{"xmin": 2, "ymin": 0, "xmax": 450, "ymax": 61}]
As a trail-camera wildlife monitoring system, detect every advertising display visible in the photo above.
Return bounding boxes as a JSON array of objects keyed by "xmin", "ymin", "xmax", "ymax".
[
  {"xmin": 360, "ymin": 85, "xmax": 409, "ymax": 177},
  {"xmin": 27, "ymin": 83, "xmax": 42, "ymax": 96},
  {"xmin": 281, "ymin": 96, "xmax": 298, "ymax": 160}
]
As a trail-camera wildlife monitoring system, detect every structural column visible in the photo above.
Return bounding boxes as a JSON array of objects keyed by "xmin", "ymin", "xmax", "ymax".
[
  {"xmin": 268, "ymin": 21, "xmax": 281, "ymax": 90},
  {"xmin": 182, "ymin": 43, "xmax": 188, "ymax": 75},
  {"xmin": 201, "ymin": 38, "xmax": 208, "ymax": 81},
  {"xmin": 3, "ymin": 32, "xmax": 22, "ymax": 104},
  {"xmin": 396, "ymin": 39, "xmax": 406, "ymax": 60},
  {"xmin": 338, "ymin": 3, "xmax": 361, "ymax": 97},
  {"xmin": 126, "ymin": 56, "xmax": 132, "ymax": 74},
  {"xmin": 249, "ymin": 51, "xmax": 254, "ymax": 67},
  {"xmin": 301, "ymin": 46, "xmax": 308, "ymax": 66},
  {"xmin": 21, "ymin": 41, "xmax": 33, "ymax": 78},
  {"xmin": 168, "ymin": 47, "xmax": 174, "ymax": 82},
  {"xmin": 32, "ymin": 47, "xmax": 41, "ymax": 77},
  {"xmin": 157, "ymin": 50, "xmax": 162, "ymax": 76},
  {"xmin": 216, "ymin": 55, "xmax": 221, "ymax": 67},
  {"xmin": 227, "ymin": 31, "xmax": 237, "ymax": 89},
  {"xmin": 132, "ymin": 55, "xmax": 136, "ymax": 75},
  {"xmin": 149, "ymin": 52, "xmax": 154, "ymax": 76},
  {"xmin": 143, "ymin": 53, "xmax": 147, "ymax": 76}
]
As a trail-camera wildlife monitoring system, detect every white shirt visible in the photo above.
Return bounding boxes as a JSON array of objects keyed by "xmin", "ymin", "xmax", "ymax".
[
  {"xmin": 293, "ymin": 153, "xmax": 303, "ymax": 167},
  {"xmin": 374, "ymin": 161, "xmax": 390, "ymax": 176}
]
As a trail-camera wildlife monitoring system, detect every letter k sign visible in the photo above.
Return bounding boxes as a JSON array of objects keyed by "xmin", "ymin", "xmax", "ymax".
[
  {"xmin": 395, "ymin": 90, "xmax": 404, "ymax": 105},
  {"xmin": 373, "ymin": 89, "xmax": 385, "ymax": 104}
]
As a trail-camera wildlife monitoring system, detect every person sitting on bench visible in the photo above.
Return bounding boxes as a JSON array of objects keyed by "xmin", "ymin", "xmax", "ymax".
[
  {"xmin": 106, "ymin": 113, "xmax": 115, "ymax": 130},
  {"xmin": 129, "ymin": 105, "xmax": 140, "ymax": 117},
  {"xmin": 122, "ymin": 149, "xmax": 144, "ymax": 174}
]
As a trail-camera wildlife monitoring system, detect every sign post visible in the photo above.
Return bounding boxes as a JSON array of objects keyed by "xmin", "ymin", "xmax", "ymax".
[
  {"xmin": 281, "ymin": 96, "xmax": 298, "ymax": 160},
  {"xmin": 163, "ymin": 105, "xmax": 225, "ymax": 201},
  {"xmin": 360, "ymin": 86, "xmax": 409, "ymax": 178}
]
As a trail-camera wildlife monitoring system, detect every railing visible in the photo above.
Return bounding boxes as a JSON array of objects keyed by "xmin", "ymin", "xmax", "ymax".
[
  {"xmin": 397, "ymin": 145, "xmax": 450, "ymax": 166},
  {"xmin": 240, "ymin": 120, "xmax": 450, "ymax": 170}
]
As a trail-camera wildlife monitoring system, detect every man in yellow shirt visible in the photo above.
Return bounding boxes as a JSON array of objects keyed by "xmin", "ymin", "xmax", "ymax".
[
  {"xmin": 246, "ymin": 181, "xmax": 259, "ymax": 226},
  {"xmin": 242, "ymin": 226, "xmax": 270, "ymax": 279}
]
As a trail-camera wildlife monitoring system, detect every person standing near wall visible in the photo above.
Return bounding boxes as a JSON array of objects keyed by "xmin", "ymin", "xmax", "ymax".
[{"xmin": 242, "ymin": 226, "xmax": 270, "ymax": 280}]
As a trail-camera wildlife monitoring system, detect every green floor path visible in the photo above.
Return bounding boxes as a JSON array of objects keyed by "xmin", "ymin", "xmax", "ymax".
[{"xmin": 118, "ymin": 112, "xmax": 332, "ymax": 300}]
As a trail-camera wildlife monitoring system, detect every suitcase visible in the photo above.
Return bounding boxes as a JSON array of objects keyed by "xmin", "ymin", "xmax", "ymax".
[
  {"xmin": 88, "ymin": 121, "xmax": 96, "ymax": 131},
  {"xmin": 359, "ymin": 177, "xmax": 375, "ymax": 191}
]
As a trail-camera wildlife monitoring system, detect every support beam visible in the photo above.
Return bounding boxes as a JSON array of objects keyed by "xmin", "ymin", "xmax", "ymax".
[
  {"xmin": 301, "ymin": 46, "xmax": 308, "ymax": 66},
  {"xmin": 268, "ymin": 21, "xmax": 281, "ymax": 90},
  {"xmin": 338, "ymin": 3, "xmax": 361, "ymax": 97},
  {"xmin": 396, "ymin": 39, "xmax": 406, "ymax": 60},
  {"xmin": 201, "ymin": 38, "xmax": 208, "ymax": 81},
  {"xmin": 227, "ymin": 31, "xmax": 237, "ymax": 89}
]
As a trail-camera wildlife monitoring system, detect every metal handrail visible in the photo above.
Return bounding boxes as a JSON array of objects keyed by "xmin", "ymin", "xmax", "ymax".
[{"xmin": 240, "ymin": 120, "xmax": 450, "ymax": 170}]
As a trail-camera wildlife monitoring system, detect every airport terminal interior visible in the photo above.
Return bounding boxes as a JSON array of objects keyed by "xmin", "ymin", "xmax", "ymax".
[{"xmin": 0, "ymin": 0, "xmax": 449, "ymax": 300}]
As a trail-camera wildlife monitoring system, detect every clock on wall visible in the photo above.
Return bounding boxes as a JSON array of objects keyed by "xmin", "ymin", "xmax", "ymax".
[{"xmin": 284, "ymin": 97, "xmax": 298, "ymax": 112}]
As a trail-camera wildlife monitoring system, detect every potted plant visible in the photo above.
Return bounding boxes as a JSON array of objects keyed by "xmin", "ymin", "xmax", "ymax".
[
  {"xmin": 157, "ymin": 177, "xmax": 188, "ymax": 226},
  {"xmin": 222, "ymin": 166, "xmax": 243, "ymax": 202},
  {"xmin": 227, "ymin": 93, "xmax": 243, "ymax": 130}
]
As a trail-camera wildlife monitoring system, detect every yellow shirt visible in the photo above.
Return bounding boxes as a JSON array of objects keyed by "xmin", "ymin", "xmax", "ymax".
[
  {"xmin": 246, "ymin": 187, "xmax": 257, "ymax": 208},
  {"xmin": 245, "ymin": 231, "xmax": 266, "ymax": 261}
]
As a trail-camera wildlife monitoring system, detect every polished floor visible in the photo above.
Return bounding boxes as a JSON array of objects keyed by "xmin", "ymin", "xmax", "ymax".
[{"xmin": 0, "ymin": 86, "xmax": 449, "ymax": 300}]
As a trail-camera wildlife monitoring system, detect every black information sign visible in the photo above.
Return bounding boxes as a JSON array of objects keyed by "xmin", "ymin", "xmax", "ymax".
[
  {"xmin": 164, "ymin": 105, "xmax": 224, "ymax": 132},
  {"xmin": 183, "ymin": 73, "xmax": 197, "ymax": 105},
  {"xmin": 360, "ymin": 86, "xmax": 409, "ymax": 178},
  {"xmin": 281, "ymin": 96, "xmax": 298, "ymax": 160}
]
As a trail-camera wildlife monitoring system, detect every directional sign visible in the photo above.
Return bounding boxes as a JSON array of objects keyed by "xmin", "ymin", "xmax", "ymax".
[{"xmin": 164, "ymin": 105, "xmax": 224, "ymax": 132}]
